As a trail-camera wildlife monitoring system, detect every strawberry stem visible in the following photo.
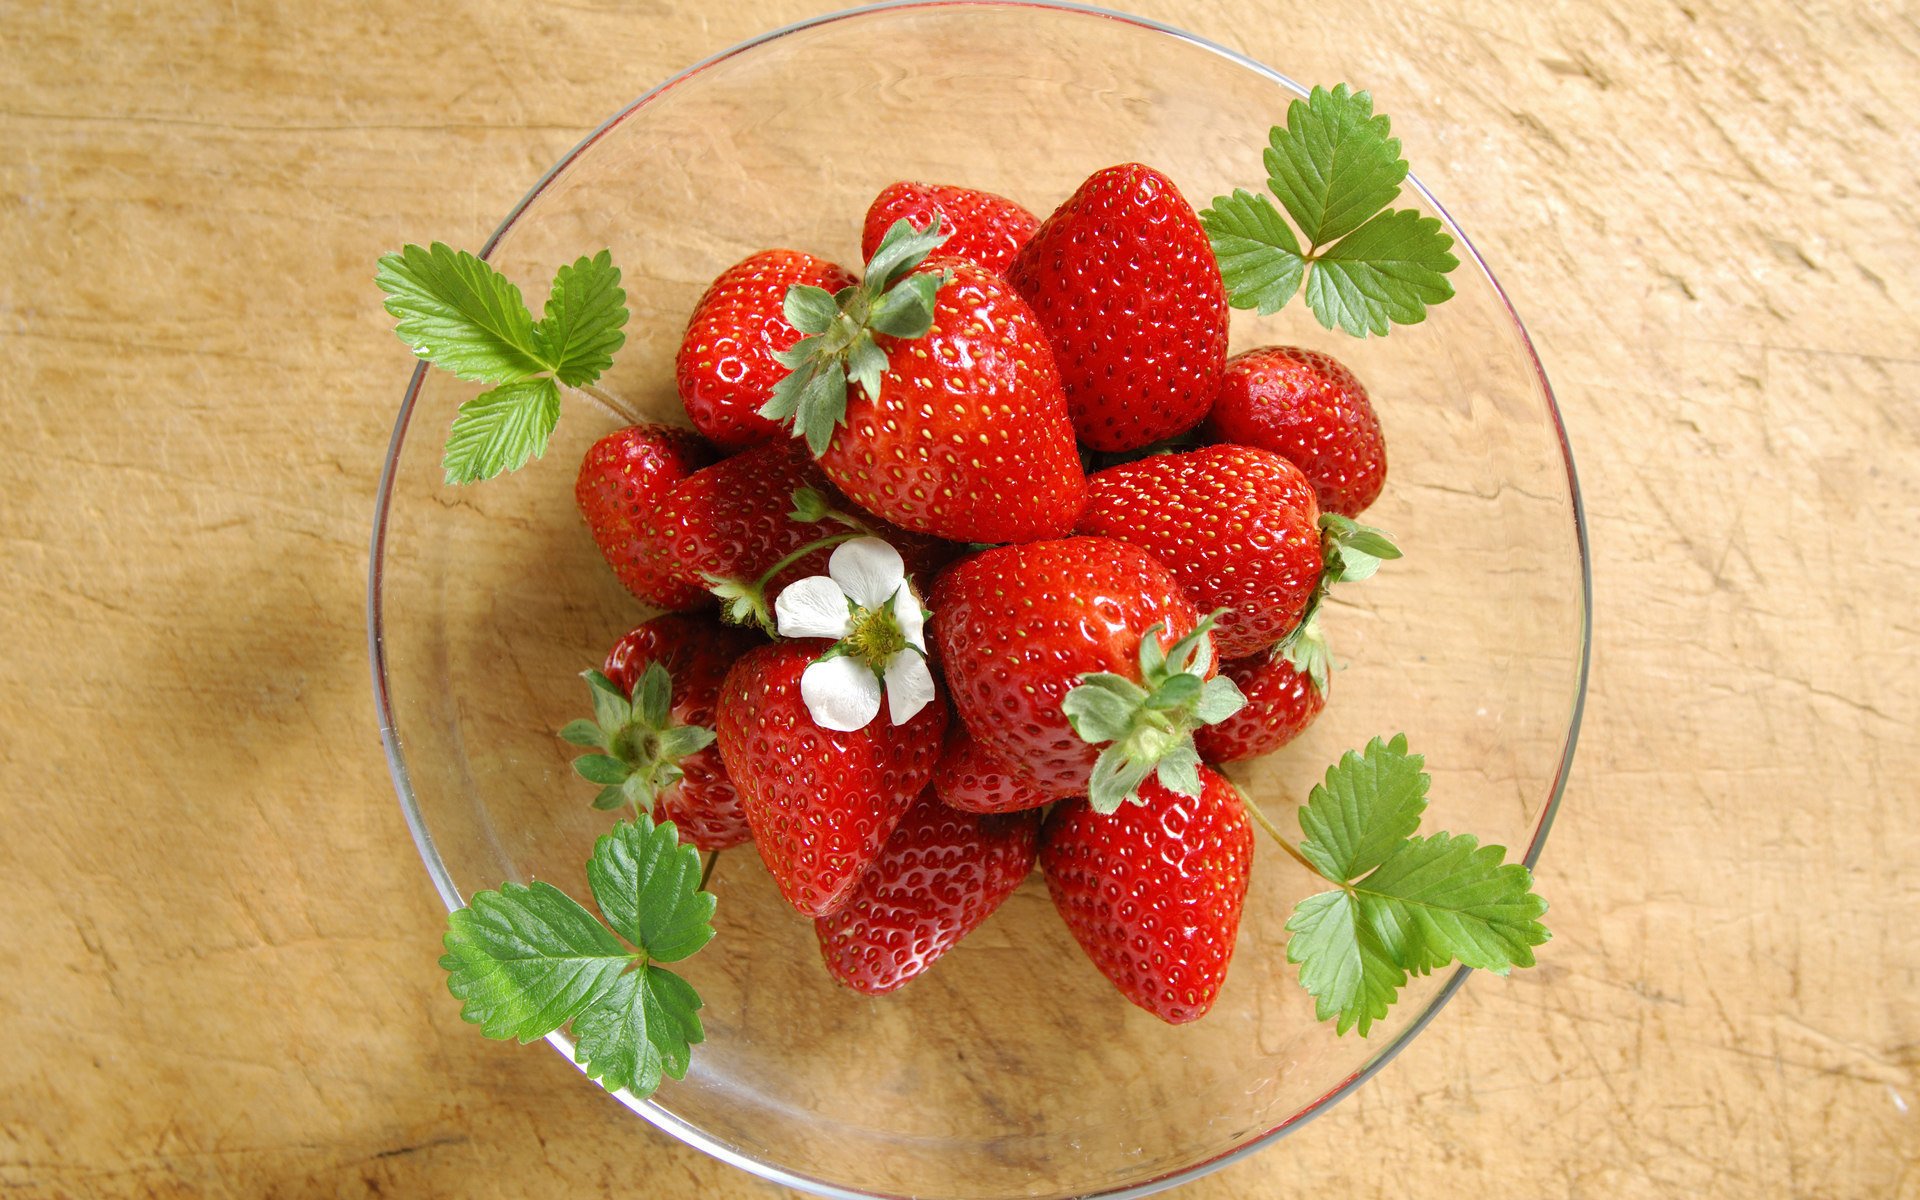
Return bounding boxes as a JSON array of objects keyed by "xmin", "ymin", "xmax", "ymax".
[
  {"xmin": 1236, "ymin": 786, "xmax": 1319, "ymax": 875},
  {"xmin": 578, "ymin": 381, "xmax": 643, "ymax": 425},
  {"xmin": 699, "ymin": 849, "xmax": 721, "ymax": 893}
]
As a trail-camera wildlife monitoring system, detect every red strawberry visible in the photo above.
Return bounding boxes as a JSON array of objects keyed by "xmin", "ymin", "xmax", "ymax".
[
  {"xmin": 860, "ymin": 181, "xmax": 1039, "ymax": 276},
  {"xmin": 1007, "ymin": 164, "xmax": 1228, "ymax": 451},
  {"xmin": 676, "ymin": 250, "xmax": 859, "ymax": 451},
  {"xmin": 717, "ymin": 641, "xmax": 948, "ymax": 916},
  {"xmin": 651, "ymin": 441, "xmax": 945, "ymax": 629},
  {"xmin": 815, "ymin": 789, "xmax": 1039, "ymax": 994},
  {"xmin": 572, "ymin": 614, "xmax": 762, "ymax": 850},
  {"xmin": 762, "ymin": 222, "xmax": 1086, "ymax": 544},
  {"xmin": 931, "ymin": 729, "xmax": 1065, "ymax": 814},
  {"xmin": 932, "ymin": 537, "xmax": 1245, "ymax": 812},
  {"xmin": 1040, "ymin": 767, "xmax": 1253, "ymax": 1024},
  {"xmin": 1077, "ymin": 445, "xmax": 1321, "ymax": 659},
  {"xmin": 1192, "ymin": 652, "xmax": 1325, "ymax": 763},
  {"xmin": 575, "ymin": 424, "xmax": 715, "ymax": 611},
  {"xmin": 1206, "ymin": 347, "xmax": 1387, "ymax": 518}
]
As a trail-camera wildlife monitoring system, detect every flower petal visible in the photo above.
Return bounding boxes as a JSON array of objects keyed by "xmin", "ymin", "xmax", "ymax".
[
  {"xmin": 828, "ymin": 537, "xmax": 905, "ymax": 610},
  {"xmin": 775, "ymin": 575, "xmax": 854, "ymax": 641},
  {"xmin": 801, "ymin": 655, "xmax": 882, "ymax": 732},
  {"xmin": 884, "ymin": 652, "xmax": 936, "ymax": 726},
  {"xmin": 891, "ymin": 587, "xmax": 927, "ymax": 651}
]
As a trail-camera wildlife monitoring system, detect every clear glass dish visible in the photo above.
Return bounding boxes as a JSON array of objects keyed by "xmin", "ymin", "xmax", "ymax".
[{"xmin": 367, "ymin": 3, "xmax": 1591, "ymax": 1196}]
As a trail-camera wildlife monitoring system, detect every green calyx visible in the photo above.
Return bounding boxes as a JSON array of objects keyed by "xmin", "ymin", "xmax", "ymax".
[
  {"xmin": 1061, "ymin": 614, "xmax": 1249, "ymax": 815},
  {"xmin": 1278, "ymin": 513, "xmax": 1403, "ymax": 694},
  {"xmin": 758, "ymin": 217, "xmax": 954, "ymax": 455},
  {"xmin": 559, "ymin": 664, "xmax": 717, "ymax": 813},
  {"xmin": 707, "ymin": 499, "xmax": 867, "ymax": 633}
]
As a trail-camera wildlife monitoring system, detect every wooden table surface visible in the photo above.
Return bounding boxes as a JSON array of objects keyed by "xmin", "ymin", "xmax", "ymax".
[{"xmin": 4, "ymin": 0, "xmax": 1917, "ymax": 1196}]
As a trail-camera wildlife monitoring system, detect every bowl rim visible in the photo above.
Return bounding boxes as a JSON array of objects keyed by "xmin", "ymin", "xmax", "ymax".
[{"xmin": 366, "ymin": 2, "xmax": 1593, "ymax": 1195}]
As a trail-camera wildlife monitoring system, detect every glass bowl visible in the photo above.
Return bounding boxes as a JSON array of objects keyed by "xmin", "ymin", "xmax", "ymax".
[{"xmin": 367, "ymin": 2, "xmax": 1591, "ymax": 1196}]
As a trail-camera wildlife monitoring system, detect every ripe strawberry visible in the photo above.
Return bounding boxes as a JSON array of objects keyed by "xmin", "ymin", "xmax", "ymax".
[
  {"xmin": 860, "ymin": 181, "xmax": 1039, "ymax": 276},
  {"xmin": 931, "ymin": 537, "xmax": 1244, "ymax": 812},
  {"xmin": 571, "ymin": 614, "xmax": 762, "ymax": 850},
  {"xmin": 676, "ymin": 250, "xmax": 859, "ymax": 451},
  {"xmin": 1007, "ymin": 164, "xmax": 1228, "ymax": 451},
  {"xmin": 575, "ymin": 423, "xmax": 716, "ymax": 611},
  {"xmin": 1205, "ymin": 347, "xmax": 1387, "ymax": 518},
  {"xmin": 1192, "ymin": 652, "xmax": 1325, "ymax": 763},
  {"xmin": 931, "ymin": 729, "xmax": 1065, "ymax": 815},
  {"xmin": 1077, "ymin": 445, "xmax": 1321, "ymax": 659},
  {"xmin": 1040, "ymin": 767, "xmax": 1253, "ymax": 1024},
  {"xmin": 762, "ymin": 222, "xmax": 1086, "ymax": 544},
  {"xmin": 651, "ymin": 441, "xmax": 945, "ymax": 629},
  {"xmin": 716, "ymin": 641, "xmax": 948, "ymax": 916},
  {"xmin": 815, "ymin": 789, "xmax": 1039, "ymax": 994}
]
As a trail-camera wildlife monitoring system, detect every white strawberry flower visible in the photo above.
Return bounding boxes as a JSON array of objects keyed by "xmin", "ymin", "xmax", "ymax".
[{"xmin": 774, "ymin": 537, "xmax": 935, "ymax": 732}]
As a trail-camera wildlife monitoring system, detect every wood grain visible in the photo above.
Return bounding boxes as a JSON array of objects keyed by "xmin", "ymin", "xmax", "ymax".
[{"xmin": 2, "ymin": 1, "xmax": 1916, "ymax": 1197}]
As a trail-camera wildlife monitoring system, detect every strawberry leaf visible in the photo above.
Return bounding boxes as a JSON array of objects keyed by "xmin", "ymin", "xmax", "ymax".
[
  {"xmin": 440, "ymin": 816, "xmax": 713, "ymax": 1098},
  {"xmin": 1271, "ymin": 734, "xmax": 1550, "ymax": 1037},
  {"xmin": 1264, "ymin": 84, "xmax": 1407, "ymax": 247},
  {"xmin": 439, "ymin": 378, "xmax": 562, "ymax": 486},
  {"xmin": 376, "ymin": 242, "xmax": 548, "ymax": 384},
  {"xmin": 534, "ymin": 251, "xmax": 627, "ymax": 388},
  {"xmin": 1304, "ymin": 208, "xmax": 1458, "ymax": 337},
  {"xmin": 1200, "ymin": 189, "xmax": 1307, "ymax": 315}
]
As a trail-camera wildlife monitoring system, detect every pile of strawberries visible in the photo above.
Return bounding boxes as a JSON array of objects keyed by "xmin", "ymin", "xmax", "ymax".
[{"xmin": 572, "ymin": 167, "xmax": 1389, "ymax": 1024}]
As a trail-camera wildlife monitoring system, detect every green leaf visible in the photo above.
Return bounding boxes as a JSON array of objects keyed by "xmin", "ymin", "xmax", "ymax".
[
  {"xmin": 534, "ymin": 250, "xmax": 627, "ymax": 387},
  {"xmin": 1296, "ymin": 734, "xmax": 1429, "ymax": 881},
  {"xmin": 1322, "ymin": 514, "xmax": 1402, "ymax": 583},
  {"xmin": 864, "ymin": 216, "xmax": 948, "ymax": 288},
  {"xmin": 1201, "ymin": 189, "xmax": 1307, "ymax": 315},
  {"xmin": 1279, "ymin": 615, "xmax": 1332, "ymax": 696},
  {"xmin": 1304, "ymin": 208, "xmax": 1458, "ymax": 337},
  {"xmin": 1061, "ymin": 673, "xmax": 1148, "ymax": 745},
  {"xmin": 655, "ymin": 725, "xmax": 716, "ymax": 759},
  {"xmin": 1264, "ymin": 84, "xmax": 1407, "ymax": 247},
  {"xmin": 1154, "ymin": 741, "xmax": 1203, "ymax": 797},
  {"xmin": 574, "ymin": 754, "xmax": 630, "ymax": 787},
  {"xmin": 571, "ymin": 965, "xmax": 705, "ymax": 1096},
  {"xmin": 1193, "ymin": 675, "xmax": 1248, "ymax": 725},
  {"xmin": 376, "ymin": 242, "xmax": 548, "ymax": 384},
  {"xmin": 439, "ymin": 881, "xmax": 632, "ymax": 1041},
  {"xmin": 1087, "ymin": 740, "xmax": 1162, "ymax": 815},
  {"xmin": 586, "ymin": 814, "xmax": 716, "ymax": 963},
  {"xmin": 789, "ymin": 487, "xmax": 833, "ymax": 523},
  {"xmin": 867, "ymin": 271, "xmax": 942, "ymax": 338},
  {"xmin": 844, "ymin": 337, "xmax": 890, "ymax": 403},
  {"xmin": 634, "ymin": 662, "xmax": 673, "ymax": 730},
  {"xmin": 1145, "ymin": 672, "xmax": 1202, "ymax": 710},
  {"xmin": 584, "ymin": 670, "xmax": 631, "ymax": 732},
  {"xmin": 795, "ymin": 366, "xmax": 849, "ymax": 456},
  {"xmin": 783, "ymin": 284, "xmax": 841, "ymax": 335},
  {"xmin": 558, "ymin": 719, "xmax": 604, "ymax": 749},
  {"xmin": 591, "ymin": 785, "xmax": 627, "ymax": 811},
  {"xmin": 439, "ymin": 378, "xmax": 561, "ymax": 486},
  {"xmin": 1352, "ymin": 832, "xmax": 1549, "ymax": 974},
  {"xmin": 1285, "ymin": 888, "xmax": 1405, "ymax": 1036}
]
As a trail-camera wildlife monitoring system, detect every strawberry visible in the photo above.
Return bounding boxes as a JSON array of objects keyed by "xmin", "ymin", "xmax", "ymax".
[
  {"xmin": 930, "ymin": 537, "xmax": 1245, "ymax": 812},
  {"xmin": 1039, "ymin": 767, "xmax": 1253, "ymax": 1024},
  {"xmin": 574, "ymin": 423, "xmax": 715, "ymax": 611},
  {"xmin": 676, "ymin": 250, "xmax": 859, "ymax": 451},
  {"xmin": 563, "ymin": 614, "xmax": 761, "ymax": 850},
  {"xmin": 931, "ymin": 729, "xmax": 1065, "ymax": 815},
  {"xmin": 815, "ymin": 789, "xmax": 1039, "ymax": 994},
  {"xmin": 761, "ymin": 222, "xmax": 1086, "ymax": 544},
  {"xmin": 716, "ymin": 641, "xmax": 948, "ymax": 916},
  {"xmin": 650, "ymin": 441, "xmax": 945, "ymax": 630},
  {"xmin": 1192, "ymin": 652, "xmax": 1325, "ymax": 763},
  {"xmin": 860, "ymin": 181, "xmax": 1039, "ymax": 276},
  {"xmin": 1006, "ymin": 164, "xmax": 1229, "ymax": 451},
  {"xmin": 1077, "ymin": 445, "xmax": 1321, "ymax": 659},
  {"xmin": 1205, "ymin": 347, "xmax": 1387, "ymax": 518}
]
